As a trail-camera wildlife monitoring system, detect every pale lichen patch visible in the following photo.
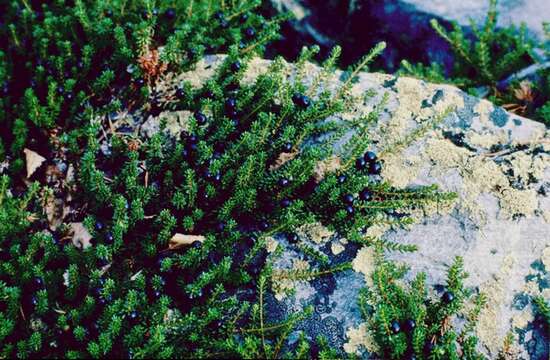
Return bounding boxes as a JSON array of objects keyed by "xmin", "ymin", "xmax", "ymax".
[
  {"xmin": 343, "ymin": 323, "xmax": 378, "ymax": 355},
  {"xmin": 365, "ymin": 223, "xmax": 391, "ymax": 239},
  {"xmin": 265, "ymin": 236, "xmax": 279, "ymax": 253},
  {"xmin": 465, "ymin": 130, "xmax": 507, "ymax": 150},
  {"xmin": 423, "ymin": 137, "xmax": 469, "ymax": 170},
  {"xmin": 380, "ymin": 153, "xmax": 424, "ymax": 189},
  {"xmin": 352, "ymin": 246, "xmax": 377, "ymax": 287},
  {"xmin": 498, "ymin": 188, "xmax": 538, "ymax": 219},
  {"xmin": 476, "ymin": 254, "xmax": 515, "ymax": 355},
  {"xmin": 511, "ymin": 309, "xmax": 534, "ymax": 329},
  {"xmin": 296, "ymin": 222, "xmax": 334, "ymax": 245},
  {"xmin": 331, "ymin": 241, "xmax": 345, "ymax": 255}
]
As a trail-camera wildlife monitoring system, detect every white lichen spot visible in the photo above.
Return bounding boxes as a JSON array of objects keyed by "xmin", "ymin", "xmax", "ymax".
[
  {"xmin": 512, "ymin": 309, "xmax": 533, "ymax": 329},
  {"xmin": 352, "ymin": 246, "xmax": 376, "ymax": 287},
  {"xmin": 296, "ymin": 222, "xmax": 334, "ymax": 244},
  {"xmin": 265, "ymin": 236, "xmax": 279, "ymax": 253},
  {"xmin": 331, "ymin": 241, "xmax": 345, "ymax": 255},
  {"xmin": 498, "ymin": 188, "xmax": 538, "ymax": 219},
  {"xmin": 343, "ymin": 323, "xmax": 378, "ymax": 355},
  {"xmin": 365, "ymin": 223, "xmax": 390, "ymax": 239}
]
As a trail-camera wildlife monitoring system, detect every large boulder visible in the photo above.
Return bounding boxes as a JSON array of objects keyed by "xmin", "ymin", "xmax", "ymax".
[
  {"xmin": 268, "ymin": 0, "xmax": 548, "ymax": 72},
  {"xmin": 401, "ymin": 0, "xmax": 549, "ymax": 40},
  {"xmin": 153, "ymin": 56, "xmax": 549, "ymax": 359}
]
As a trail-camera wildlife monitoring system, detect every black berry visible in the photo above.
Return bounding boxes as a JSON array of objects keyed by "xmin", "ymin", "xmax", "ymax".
[
  {"xmin": 204, "ymin": 89, "xmax": 214, "ymax": 98},
  {"xmin": 356, "ymin": 158, "xmax": 367, "ymax": 170},
  {"xmin": 369, "ymin": 161, "xmax": 382, "ymax": 175},
  {"xmin": 337, "ymin": 175, "xmax": 346, "ymax": 184},
  {"xmin": 191, "ymin": 241, "xmax": 203, "ymax": 249},
  {"xmin": 129, "ymin": 310, "xmax": 138, "ymax": 319},
  {"xmin": 230, "ymin": 61, "xmax": 241, "ymax": 72},
  {"xmin": 240, "ymin": 14, "xmax": 249, "ymax": 23},
  {"xmin": 363, "ymin": 151, "xmax": 377, "ymax": 162},
  {"xmin": 345, "ymin": 205, "xmax": 354, "ymax": 215},
  {"xmin": 244, "ymin": 26, "xmax": 256, "ymax": 38},
  {"xmin": 34, "ymin": 277, "xmax": 44, "ymax": 288},
  {"xmin": 104, "ymin": 232, "xmax": 113, "ymax": 245},
  {"xmin": 225, "ymin": 98, "xmax": 237, "ymax": 110},
  {"xmin": 135, "ymin": 78, "xmax": 145, "ymax": 87},
  {"xmin": 280, "ymin": 199, "xmax": 291, "ymax": 208},
  {"xmin": 213, "ymin": 11, "xmax": 224, "ymax": 20},
  {"xmin": 391, "ymin": 320, "xmax": 401, "ymax": 334},
  {"xmin": 343, "ymin": 194, "xmax": 354, "ymax": 204},
  {"xmin": 404, "ymin": 319, "xmax": 416, "ymax": 332},
  {"xmin": 287, "ymin": 233, "xmax": 299, "ymax": 244},
  {"xmin": 175, "ymin": 87, "xmax": 185, "ymax": 99},
  {"xmin": 278, "ymin": 178, "xmax": 290, "ymax": 187},
  {"xmin": 56, "ymin": 86, "xmax": 65, "ymax": 95},
  {"xmin": 283, "ymin": 143, "xmax": 293, "ymax": 152},
  {"xmin": 213, "ymin": 172, "xmax": 222, "ymax": 183},
  {"xmin": 95, "ymin": 221, "xmax": 104, "ymax": 231},
  {"xmin": 259, "ymin": 221, "xmax": 269, "ymax": 231},
  {"xmin": 442, "ymin": 290, "xmax": 454, "ymax": 303},
  {"xmin": 227, "ymin": 109, "xmax": 238, "ymax": 119},
  {"xmin": 164, "ymin": 8, "xmax": 176, "ymax": 20},
  {"xmin": 215, "ymin": 222, "xmax": 225, "ymax": 232},
  {"xmin": 359, "ymin": 188, "xmax": 372, "ymax": 201},
  {"xmin": 292, "ymin": 93, "xmax": 310, "ymax": 108},
  {"xmin": 194, "ymin": 112, "xmax": 207, "ymax": 125}
]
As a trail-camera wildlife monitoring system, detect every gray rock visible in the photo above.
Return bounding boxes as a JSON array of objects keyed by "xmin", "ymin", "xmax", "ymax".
[
  {"xmin": 164, "ymin": 55, "xmax": 550, "ymax": 359},
  {"xmin": 402, "ymin": 0, "xmax": 549, "ymax": 40}
]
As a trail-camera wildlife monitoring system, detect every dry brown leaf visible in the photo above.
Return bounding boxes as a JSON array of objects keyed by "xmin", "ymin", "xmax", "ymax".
[
  {"xmin": 269, "ymin": 149, "xmax": 298, "ymax": 171},
  {"xmin": 313, "ymin": 155, "xmax": 342, "ymax": 182},
  {"xmin": 138, "ymin": 48, "xmax": 167, "ymax": 82},
  {"xmin": 24, "ymin": 148, "xmax": 46, "ymax": 178},
  {"xmin": 70, "ymin": 222, "xmax": 92, "ymax": 250},
  {"xmin": 169, "ymin": 233, "xmax": 205, "ymax": 250},
  {"xmin": 514, "ymin": 80, "xmax": 535, "ymax": 103}
]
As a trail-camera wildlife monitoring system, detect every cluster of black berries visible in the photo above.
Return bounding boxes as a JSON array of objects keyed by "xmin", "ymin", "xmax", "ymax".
[
  {"xmin": 389, "ymin": 289, "xmax": 455, "ymax": 359},
  {"xmin": 356, "ymin": 150, "xmax": 382, "ymax": 175},
  {"xmin": 141, "ymin": 7, "xmax": 176, "ymax": 20}
]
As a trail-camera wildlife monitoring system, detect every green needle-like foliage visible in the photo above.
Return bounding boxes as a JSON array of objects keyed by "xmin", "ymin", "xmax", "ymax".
[
  {"xmin": 361, "ymin": 253, "xmax": 487, "ymax": 359},
  {"xmin": 0, "ymin": 1, "xmax": 494, "ymax": 358}
]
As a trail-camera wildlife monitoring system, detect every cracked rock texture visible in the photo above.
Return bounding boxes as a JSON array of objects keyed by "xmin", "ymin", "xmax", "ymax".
[{"xmin": 156, "ymin": 56, "xmax": 549, "ymax": 359}]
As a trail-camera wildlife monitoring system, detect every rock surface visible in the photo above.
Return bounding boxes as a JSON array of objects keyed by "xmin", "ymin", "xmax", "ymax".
[
  {"xmin": 269, "ymin": 0, "xmax": 548, "ymax": 71},
  {"xmin": 402, "ymin": 0, "xmax": 549, "ymax": 39},
  {"xmin": 159, "ymin": 56, "xmax": 549, "ymax": 359}
]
